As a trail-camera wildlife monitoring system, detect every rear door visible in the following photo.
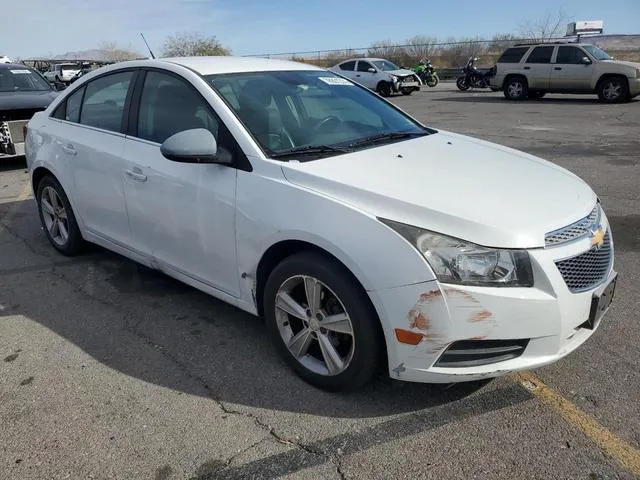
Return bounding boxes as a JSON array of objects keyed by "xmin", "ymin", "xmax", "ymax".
[
  {"xmin": 354, "ymin": 60, "xmax": 378, "ymax": 89},
  {"xmin": 522, "ymin": 46, "xmax": 555, "ymax": 89},
  {"xmin": 48, "ymin": 70, "xmax": 136, "ymax": 248},
  {"xmin": 550, "ymin": 46, "xmax": 594, "ymax": 91},
  {"xmin": 336, "ymin": 60, "xmax": 357, "ymax": 82}
]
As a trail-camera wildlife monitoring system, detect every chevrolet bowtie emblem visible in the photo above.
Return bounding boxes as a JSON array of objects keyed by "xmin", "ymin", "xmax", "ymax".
[{"xmin": 590, "ymin": 227, "xmax": 605, "ymax": 249}]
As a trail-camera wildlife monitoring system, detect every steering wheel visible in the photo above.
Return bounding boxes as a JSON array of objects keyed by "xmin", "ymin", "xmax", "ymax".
[{"xmin": 314, "ymin": 116, "xmax": 341, "ymax": 134}]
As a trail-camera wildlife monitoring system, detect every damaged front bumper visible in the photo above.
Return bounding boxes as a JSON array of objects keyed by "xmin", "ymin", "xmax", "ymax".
[
  {"xmin": 369, "ymin": 226, "xmax": 615, "ymax": 384},
  {"xmin": 0, "ymin": 120, "xmax": 27, "ymax": 158}
]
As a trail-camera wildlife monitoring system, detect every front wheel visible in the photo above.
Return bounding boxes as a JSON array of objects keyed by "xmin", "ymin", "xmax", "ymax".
[
  {"xmin": 456, "ymin": 76, "xmax": 470, "ymax": 91},
  {"xmin": 264, "ymin": 252, "xmax": 382, "ymax": 391},
  {"xmin": 597, "ymin": 76, "xmax": 629, "ymax": 103},
  {"xmin": 377, "ymin": 81, "xmax": 392, "ymax": 97},
  {"xmin": 426, "ymin": 74, "xmax": 439, "ymax": 87}
]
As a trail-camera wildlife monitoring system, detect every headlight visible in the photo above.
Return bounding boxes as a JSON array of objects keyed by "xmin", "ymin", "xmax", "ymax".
[{"xmin": 380, "ymin": 218, "xmax": 533, "ymax": 287}]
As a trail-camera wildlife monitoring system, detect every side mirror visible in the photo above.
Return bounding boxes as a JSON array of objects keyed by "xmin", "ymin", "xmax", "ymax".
[
  {"xmin": 367, "ymin": 67, "xmax": 376, "ymax": 73},
  {"xmin": 581, "ymin": 56, "xmax": 592, "ymax": 65},
  {"xmin": 160, "ymin": 128, "xmax": 231, "ymax": 165}
]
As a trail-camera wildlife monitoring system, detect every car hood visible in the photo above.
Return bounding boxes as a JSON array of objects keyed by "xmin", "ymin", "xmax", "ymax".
[
  {"xmin": 601, "ymin": 59, "xmax": 640, "ymax": 69},
  {"xmin": 281, "ymin": 132, "xmax": 597, "ymax": 249},
  {"xmin": 0, "ymin": 90, "xmax": 58, "ymax": 111},
  {"xmin": 387, "ymin": 69, "xmax": 417, "ymax": 77}
]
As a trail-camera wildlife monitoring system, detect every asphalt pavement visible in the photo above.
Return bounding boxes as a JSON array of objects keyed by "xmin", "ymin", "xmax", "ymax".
[{"xmin": 1, "ymin": 84, "xmax": 639, "ymax": 479}]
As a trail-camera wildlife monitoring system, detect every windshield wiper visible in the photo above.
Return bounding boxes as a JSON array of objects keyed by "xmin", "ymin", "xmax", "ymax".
[
  {"xmin": 348, "ymin": 131, "xmax": 429, "ymax": 149},
  {"xmin": 270, "ymin": 144, "xmax": 351, "ymax": 159}
]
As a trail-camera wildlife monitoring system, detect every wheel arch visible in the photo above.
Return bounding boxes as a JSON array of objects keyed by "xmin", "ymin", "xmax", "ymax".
[
  {"xmin": 502, "ymin": 73, "xmax": 528, "ymax": 89},
  {"xmin": 31, "ymin": 165, "xmax": 84, "ymax": 231},
  {"xmin": 595, "ymin": 73, "xmax": 629, "ymax": 90}
]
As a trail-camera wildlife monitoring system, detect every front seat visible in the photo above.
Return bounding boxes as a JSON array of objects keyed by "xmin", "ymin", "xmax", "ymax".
[
  {"xmin": 150, "ymin": 84, "xmax": 206, "ymax": 144},
  {"xmin": 237, "ymin": 79, "xmax": 275, "ymax": 149}
]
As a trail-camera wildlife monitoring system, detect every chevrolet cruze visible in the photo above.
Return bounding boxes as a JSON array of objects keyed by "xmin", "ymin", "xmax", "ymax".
[{"xmin": 25, "ymin": 57, "xmax": 616, "ymax": 391}]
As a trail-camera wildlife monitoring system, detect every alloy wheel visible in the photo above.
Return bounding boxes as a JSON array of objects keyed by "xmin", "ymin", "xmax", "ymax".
[
  {"xmin": 602, "ymin": 81, "xmax": 622, "ymax": 101},
  {"xmin": 508, "ymin": 81, "xmax": 523, "ymax": 98},
  {"xmin": 40, "ymin": 186, "xmax": 69, "ymax": 246},
  {"xmin": 274, "ymin": 275, "xmax": 355, "ymax": 376}
]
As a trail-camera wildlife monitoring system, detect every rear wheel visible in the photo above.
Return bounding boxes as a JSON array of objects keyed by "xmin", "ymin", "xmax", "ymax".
[
  {"xmin": 426, "ymin": 74, "xmax": 439, "ymax": 87},
  {"xmin": 456, "ymin": 76, "xmax": 470, "ymax": 91},
  {"xmin": 377, "ymin": 81, "xmax": 392, "ymax": 97},
  {"xmin": 503, "ymin": 76, "xmax": 528, "ymax": 100},
  {"xmin": 264, "ymin": 252, "xmax": 381, "ymax": 391},
  {"xmin": 36, "ymin": 176, "xmax": 84, "ymax": 256},
  {"xmin": 597, "ymin": 76, "xmax": 629, "ymax": 103}
]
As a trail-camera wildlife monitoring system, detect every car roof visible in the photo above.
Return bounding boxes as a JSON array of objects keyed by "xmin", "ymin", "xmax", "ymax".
[
  {"xmin": 158, "ymin": 56, "xmax": 323, "ymax": 75},
  {"xmin": 339, "ymin": 58, "xmax": 388, "ymax": 63}
]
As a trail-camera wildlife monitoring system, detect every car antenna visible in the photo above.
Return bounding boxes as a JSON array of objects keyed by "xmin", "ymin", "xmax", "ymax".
[{"xmin": 140, "ymin": 33, "xmax": 155, "ymax": 59}]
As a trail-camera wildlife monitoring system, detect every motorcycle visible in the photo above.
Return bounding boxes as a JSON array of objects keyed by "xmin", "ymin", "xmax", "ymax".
[
  {"xmin": 413, "ymin": 59, "xmax": 439, "ymax": 87},
  {"xmin": 456, "ymin": 57, "xmax": 496, "ymax": 91}
]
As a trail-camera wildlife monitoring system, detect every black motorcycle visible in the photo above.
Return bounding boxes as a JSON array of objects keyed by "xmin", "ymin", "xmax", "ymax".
[{"xmin": 456, "ymin": 57, "xmax": 496, "ymax": 91}]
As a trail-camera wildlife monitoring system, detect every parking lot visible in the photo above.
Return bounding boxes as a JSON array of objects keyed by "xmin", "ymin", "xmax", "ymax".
[{"xmin": 1, "ymin": 83, "xmax": 639, "ymax": 479}]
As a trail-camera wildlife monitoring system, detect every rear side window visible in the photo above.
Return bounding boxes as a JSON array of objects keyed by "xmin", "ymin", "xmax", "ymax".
[
  {"xmin": 65, "ymin": 87, "xmax": 84, "ymax": 123},
  {"xmin": 339, "ymin": 61, "xmax": 356, "ymax": 71},
  {"xmin": 556, "ymin": 46, "xmax": 586, "ymax": 64},
  {"xmin": 525, "ymin": 46, "xmax": 554, "ymax": 64},
  {"xmin": 80, "ymin": 71, "xmax": 133, "ymax": 132},
  {"xmin": 497, "ymin": 47, "xmax": 529, "ymax": 63}
]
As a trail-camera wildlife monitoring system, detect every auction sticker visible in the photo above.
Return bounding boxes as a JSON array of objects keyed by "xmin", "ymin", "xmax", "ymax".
[
  {"xmin": 318, "ymin": 77, "xmax": 353, "ymax": 86},
  {"xmin": 10, "ymin": 69, "xmax": 32, "ymax": 74}
]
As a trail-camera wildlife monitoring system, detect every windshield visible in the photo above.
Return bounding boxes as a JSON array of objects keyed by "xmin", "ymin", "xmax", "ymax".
[
  {"xmin": 0, "ymin": 67, "xmax": 52, "ymax": 92},
  {"xmin": 582, "ymin": 45, "xmax": 611, "ymax": 61},
  {"xmin": 206, "ymin": 70, "xmax": 430, "ymax": 159},
  {"xmin": 372, "ymin": 60, "xmax": 399, "ymax": 71},
  {"xmin": 61, "ymin": 64, "xmax": 79, "ymax": 72}
]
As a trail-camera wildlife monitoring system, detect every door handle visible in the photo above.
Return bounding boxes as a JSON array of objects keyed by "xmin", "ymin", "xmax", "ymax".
[
  {"xmin": 61, "ymin": 143, "xmax": 77, "ymax": 155},
  {"xmin": 125, "ymin": 168, "xmax": 147, "ymax": 182},
  {"xmin": 523, "ymin": 66, "xmax": 531, "ymax": 70},
  {"xmin": 554, "ymin": 67, "xmax": 562, "ymax": 70}
]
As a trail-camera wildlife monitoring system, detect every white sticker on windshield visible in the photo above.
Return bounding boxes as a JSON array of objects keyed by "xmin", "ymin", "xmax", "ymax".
[
  {"xmin": 10, "ymin": 69, "xmax": 31, "ymax": 74},
  {"xmin": 318, "ymin": 77, "xmax": 353, "ymax": 86}
]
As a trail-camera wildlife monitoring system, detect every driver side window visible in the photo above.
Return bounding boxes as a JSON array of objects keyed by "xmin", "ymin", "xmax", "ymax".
[{"xmin": 357, "ymin": 61, "xmax": 374, "ymax": 72}]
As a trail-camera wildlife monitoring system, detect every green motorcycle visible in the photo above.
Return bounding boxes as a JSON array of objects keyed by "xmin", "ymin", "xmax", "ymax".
[{"xmin": 414, "ymin": 60, "xmax": 439, "ymax": 87}]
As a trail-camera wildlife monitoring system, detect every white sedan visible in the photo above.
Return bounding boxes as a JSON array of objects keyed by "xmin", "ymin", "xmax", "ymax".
[{"xmin": 25, "ymin": 57, "xmax": 616, "ymax": 391}]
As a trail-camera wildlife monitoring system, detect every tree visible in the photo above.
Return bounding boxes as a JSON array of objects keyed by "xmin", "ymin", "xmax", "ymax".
[
  {"xmin": 519, "ymin": 8, "xmax": 570, "ymax": 42},
  {"xmin": 404, "ymin": 35, "xmax": 439, "ymax": 63},
  {"xmin": 162, "ymin": 32, "xmax": 230, "ymax": 57},
  {"xmin": 97, "ymin": 42, "xmax": 140, "ymax": 62}
]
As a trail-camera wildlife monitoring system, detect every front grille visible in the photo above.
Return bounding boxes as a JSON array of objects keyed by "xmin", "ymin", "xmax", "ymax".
[
  {"xmin": 434, "ymin": 339, "xmax": 529, "ymax": 368},
  {"xmin": 7, "ymin": 120, "xmax": 28, "ymax": 143},
  {"xmin": 0, "ymin": 108, "xmax": 44, "ymax": 122},
  {"xmin": 555, "ymin": 231, "xmax": 612, "ymax": 292},
  {"xmin": 545, "ymin": 206, "xmax": 599, "ymax": 246}
]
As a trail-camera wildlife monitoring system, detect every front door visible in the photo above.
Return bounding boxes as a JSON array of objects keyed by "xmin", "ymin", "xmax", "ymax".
[
  {"xmin": 522, "ymin": 45, "xmax": 555, "ymax": 89},
  {"xmin": 550, "ymin": 46, "xmax": 594, "ymax": 91},
  {"xmin": 354, "ymin": 60, "xmax": 379, "ymax": 89},
  {"xmin": 50, "ymin": 70, "xmax": 136, "ymax": 247},
  {"xmin": 122, "ymin": 70, "xmax": 240, "ymax": 296}
]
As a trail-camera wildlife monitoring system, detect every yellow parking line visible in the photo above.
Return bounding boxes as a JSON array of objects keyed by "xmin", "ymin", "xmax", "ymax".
[{"xmin": 514, "ymin": 371, "xmax": 640, "ymax": 476}]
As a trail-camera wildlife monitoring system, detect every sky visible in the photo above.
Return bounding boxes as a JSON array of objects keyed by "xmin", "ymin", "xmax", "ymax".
[{"xmin": 2, "ymin": 0, "xmax": 639, "ymax": 59}]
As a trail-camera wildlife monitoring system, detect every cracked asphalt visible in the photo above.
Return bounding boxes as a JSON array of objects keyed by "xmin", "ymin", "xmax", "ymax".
[{"xmin": 1, "ymin": 84, "xmax": 639, "ymax": 479}]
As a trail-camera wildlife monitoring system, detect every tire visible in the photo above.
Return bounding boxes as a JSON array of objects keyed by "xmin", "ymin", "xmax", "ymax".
[
  {"xmin": 426, "ymin": 74, "xmax": 439, "ymax": 87},
  {"xmin": 597, "ymin": 76, "xmax": 630, "ymax": 103},
  {"xmin": 401, "ymin": 88, "xmax": 413, "ymax": 95},
  {"xmin": 36, "ymin": 175, "xmax": 84, "ymax": 256},
  {"xmin": 263, "ymin": 252, "xmax": 382, "ymax": 391},
  {"xmin": 503, "ymin": 76, "xmax": 528, "ymax": 100},
  {"xmin": 377, "ymin": 81, "xmax": 392, "ymax": 97},
  {"xmin": 456, "ymin": 76, "xmax": 470, "ymax": 91}
]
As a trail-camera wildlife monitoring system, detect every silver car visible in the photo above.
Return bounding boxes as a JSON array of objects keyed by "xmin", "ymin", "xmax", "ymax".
[{"xmin": 330, "ymin": 58, "xmax": 421, "ymax": 96}]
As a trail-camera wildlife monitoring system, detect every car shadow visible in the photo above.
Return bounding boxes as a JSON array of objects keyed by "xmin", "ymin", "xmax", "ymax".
[
  {"xmin": 0, "ymin": 198, "xmax": 516, "ymax": 420},
  {"xmin": 0, "ymin": 156, "xmax": 27, "ymax": 172}
]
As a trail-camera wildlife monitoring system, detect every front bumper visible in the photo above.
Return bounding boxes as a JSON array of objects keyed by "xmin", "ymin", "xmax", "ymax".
[
  {"xmin": 370, "ymin": 220, "xmax": 615, "ymax": 384},
  {"xmin": 0, "ymin": 120, "xmax": 27, "ymax": 158}
]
